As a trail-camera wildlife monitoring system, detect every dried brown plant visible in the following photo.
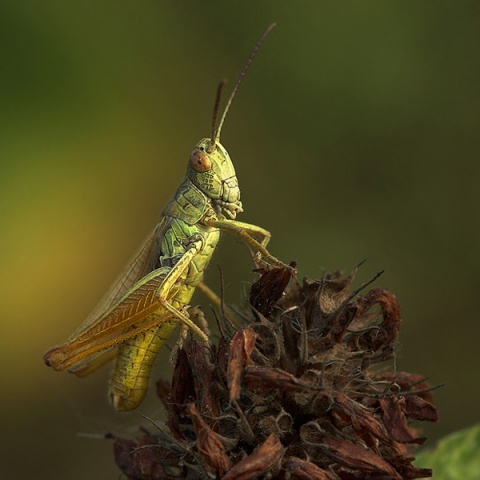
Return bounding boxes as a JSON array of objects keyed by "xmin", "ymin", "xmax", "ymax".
[{"xmin": 113, "ymin": 264, "xmax": 438, "ymax": 479}]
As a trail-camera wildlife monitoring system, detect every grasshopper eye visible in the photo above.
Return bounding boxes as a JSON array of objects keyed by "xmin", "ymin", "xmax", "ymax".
[{"xmin": 190, "ymin": 148, "xmax": 212, "ymax": 173}]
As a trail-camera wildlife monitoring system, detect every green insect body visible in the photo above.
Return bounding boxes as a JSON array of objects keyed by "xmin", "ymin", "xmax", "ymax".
[
  {"xmin": 110, "ymin": 139, "xmax": 239, "ymax": 411},
  {"xmin": 43, "ymin": 24, "xmax": 287, "ymax": 411}
]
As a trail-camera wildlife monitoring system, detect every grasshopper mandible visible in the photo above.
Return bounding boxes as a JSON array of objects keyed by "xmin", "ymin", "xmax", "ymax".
[{"xmin": 43, "ymin": 24, "xmax": 289, "ymax": 411}]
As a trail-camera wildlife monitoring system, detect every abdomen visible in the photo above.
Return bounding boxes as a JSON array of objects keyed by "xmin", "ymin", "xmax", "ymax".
[{"xmin": 110, "ymin": 221, "xmax": 220, "ymax": 411}]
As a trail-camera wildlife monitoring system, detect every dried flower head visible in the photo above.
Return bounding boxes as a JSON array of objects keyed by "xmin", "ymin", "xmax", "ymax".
[{"xmin": 113, "ymin": 265, "xmax": 438, "ymax": 479}]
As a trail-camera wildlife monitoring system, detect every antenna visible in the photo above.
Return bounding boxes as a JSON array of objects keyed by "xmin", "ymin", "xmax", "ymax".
[
  {"xmin": 214, "ymin": 23, "xmax": 276, "ymax": 144},
  {"xmin": 208, "ymin": 80, "xmax": 226, "ymax": 153}
]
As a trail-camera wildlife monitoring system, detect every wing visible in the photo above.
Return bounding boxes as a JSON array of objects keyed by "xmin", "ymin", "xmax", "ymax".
[
  {"xmin": 43, "ymin": 217, "xmax": 171, "ymax": 374},
  {"xmin": 44, "ymin": 266, "xmax": 175, "ymax": 372}
]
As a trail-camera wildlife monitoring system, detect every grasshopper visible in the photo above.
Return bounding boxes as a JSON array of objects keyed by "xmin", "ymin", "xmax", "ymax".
[{"xmin": 43, "ymin": 24, "xmax": 290, "ymax": 411}]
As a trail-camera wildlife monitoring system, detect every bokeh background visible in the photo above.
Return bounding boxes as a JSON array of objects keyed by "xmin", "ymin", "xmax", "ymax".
[{"xmin": 1, "ymin": 1, "xmax": 479, "ymax": 479}]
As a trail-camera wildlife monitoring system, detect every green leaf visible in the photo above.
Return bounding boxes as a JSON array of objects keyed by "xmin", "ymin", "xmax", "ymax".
[{"xmin": 414, "ymin": 424, "xmax": 480, "ymax": 479}]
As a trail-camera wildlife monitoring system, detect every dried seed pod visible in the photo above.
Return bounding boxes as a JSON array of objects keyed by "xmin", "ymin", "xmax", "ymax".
[{"xmin": 113, "ymin": 267, "xmax": 438, "ymax": 479}]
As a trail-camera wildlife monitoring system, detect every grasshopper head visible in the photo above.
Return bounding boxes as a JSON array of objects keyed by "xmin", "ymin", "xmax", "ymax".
[
  {"xmin": 187, "ymin": 138, "xmax": 243, "ymax": 219},
  {"xmin": 184, "ymin": 24, "xmax": 276, "ymax": 221}
]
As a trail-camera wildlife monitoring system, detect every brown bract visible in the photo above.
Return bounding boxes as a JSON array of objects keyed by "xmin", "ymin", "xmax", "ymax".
[{"xmin": 113, "ymin": 266, "xmax": 438, "ymax": 479}]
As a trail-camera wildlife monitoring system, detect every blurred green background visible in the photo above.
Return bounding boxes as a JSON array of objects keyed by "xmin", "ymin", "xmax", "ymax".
[{"xmin": 1, "ymin": 1, "xmax": 479, "ymax": 479}]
